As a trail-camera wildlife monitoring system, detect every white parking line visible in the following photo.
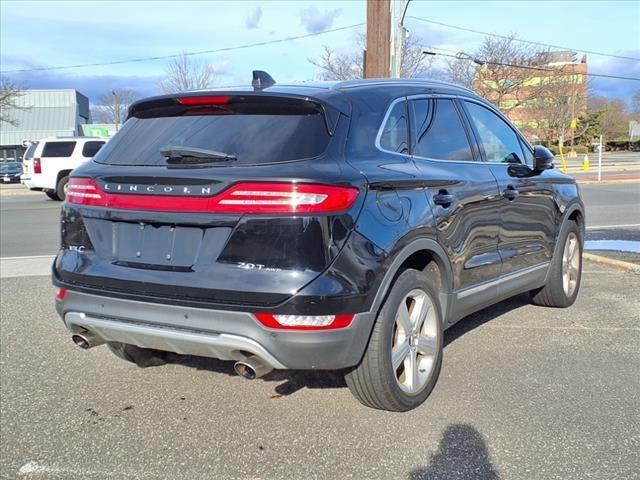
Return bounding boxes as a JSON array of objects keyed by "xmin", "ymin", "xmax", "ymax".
[{"xmin": 0, "ymin": 255, "xmax": 55, "ymax": 278}]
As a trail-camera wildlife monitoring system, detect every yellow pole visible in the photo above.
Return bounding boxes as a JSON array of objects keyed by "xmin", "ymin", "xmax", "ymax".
[{"xmin": 559, "ymin": 145, "xmax": 568, "ymax": 173}]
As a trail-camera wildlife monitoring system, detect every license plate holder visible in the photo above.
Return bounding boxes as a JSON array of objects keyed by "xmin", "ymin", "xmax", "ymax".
[{"xmin": 114, "ymin": 223, "xmax": 203, "ymax": 267}]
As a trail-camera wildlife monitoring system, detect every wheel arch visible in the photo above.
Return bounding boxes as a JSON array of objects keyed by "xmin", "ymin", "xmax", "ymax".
[
  {"xmin": 370, "ymin": 237, "xmax": 453, "ymax": 324},
  {"xmin": 56, "ymin": 169, "xmax": 72, "ymax": 185}
]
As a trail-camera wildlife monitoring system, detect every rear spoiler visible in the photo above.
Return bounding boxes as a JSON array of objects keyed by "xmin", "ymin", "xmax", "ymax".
[{"xmin": 127, "ymin": 91, "xmax": 350, "ymax": 136}]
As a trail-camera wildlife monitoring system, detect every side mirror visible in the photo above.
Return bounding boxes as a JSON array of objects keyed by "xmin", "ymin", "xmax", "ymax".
[{"xmin": 533, "ymin": 145, "xmax": 554, "ymax": 171}]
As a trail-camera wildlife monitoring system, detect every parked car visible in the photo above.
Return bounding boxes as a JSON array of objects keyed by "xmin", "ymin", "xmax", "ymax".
[
  {"xmin": 53, "ymin": 76, "xmax": 585, "ymax": 411},
  {"xmin": 0, "ymin": 161, "xmax": 23, "ymax": 183},
  {"xmin": 21, "ymin": 137, "xmax": 106, "ymax": 200}
]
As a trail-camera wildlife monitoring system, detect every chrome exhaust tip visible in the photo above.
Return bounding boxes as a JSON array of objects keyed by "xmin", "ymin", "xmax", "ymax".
[
  {"xmin": 71, "ymin": 331, "xmax": 104, "ymax": 349},
  {"xmin": 234, "ymin": 355, "xmax": 273, "ymax": 379}
]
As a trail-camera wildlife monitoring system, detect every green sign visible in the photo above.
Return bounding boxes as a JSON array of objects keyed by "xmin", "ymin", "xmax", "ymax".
[{"xmin": 85, "ymin": 127, "xmax": 109, "ymax": 138}]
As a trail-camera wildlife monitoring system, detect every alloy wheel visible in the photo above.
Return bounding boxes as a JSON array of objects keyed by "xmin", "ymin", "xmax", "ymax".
[
  {"xmin": 562, "ymin": 232, "xmax": 580, "ymax": 297},
  {"xmin": 391, "ymin": 288, "xmax": 439, "ymax": 394}
]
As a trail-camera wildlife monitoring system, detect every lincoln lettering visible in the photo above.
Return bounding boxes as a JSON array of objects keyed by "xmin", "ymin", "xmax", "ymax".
[{"xmin": 102, "ymin": 184, "xmax": 213, "ymax": 196}]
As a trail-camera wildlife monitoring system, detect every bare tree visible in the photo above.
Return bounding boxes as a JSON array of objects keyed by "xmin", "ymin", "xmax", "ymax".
[
  {"xmin": 310, "ymin": 32, "xmax": 433, "ymax": 80},
  {"xmin": 632, "ymin": 89, "xmax": 640, "ymax": 115},
  {"xmin": 0, "ymin": 77, "xmax": 27, "ymax": 126},
  {"xmin": 471, "ymin": 35, "xmax": 550, "ymax": 114},
  {"xmin": 91, "ymin": 89, "xmax": 140, "ymax": 125},
  {"xmin": 159, "ymin": 53, "xmax": 216, "ymax": 94},
  {"xmin": 445, "ymin": 57, "xmax": 477, "ymax": 89}
]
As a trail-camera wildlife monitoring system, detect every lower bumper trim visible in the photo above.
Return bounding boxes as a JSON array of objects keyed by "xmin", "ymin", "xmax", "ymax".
[{"xmin": 64, "ymin": 312, "xmax": 287, "ymax": 369}]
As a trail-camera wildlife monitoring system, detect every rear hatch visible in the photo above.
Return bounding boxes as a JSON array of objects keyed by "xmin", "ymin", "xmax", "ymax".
[
  {"xmin": 21, "ymin": 141, "xmax": 38, "ymax": 177},
  {"xmin": 55, "ymin": 91, "xmax": 364, "ymax": 308}
]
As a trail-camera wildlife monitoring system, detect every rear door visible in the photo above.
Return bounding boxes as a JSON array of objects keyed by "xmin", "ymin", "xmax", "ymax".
[
  {"xmin": 461, "ymin": 100, "xmax": 556, "ymax": 276},
  {"xmin": 409, "ymin": 96, "xmax": 502, "ymax": 292},
  {"xmin": 21, "ymin": 141, "xmax": 38, "ymax": 177}
]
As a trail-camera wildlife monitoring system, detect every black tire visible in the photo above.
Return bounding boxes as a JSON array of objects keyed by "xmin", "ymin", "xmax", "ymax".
[
  {"xmin": 45, "ymin": 191, "xmax": 60, "ymax": 201},
  {"xmin": 107, "ymin": 342, "xmax": 167, "ymax": 368},
  {"xmin": 345, "ymin": 269, "xmax": 443, "ymax": 412},
  {"xmin": 530, "ymin": 220, "xmax": 582, "ymax": 307},
  {"xmin": 55, "ymin": 175, "xmax": 69, "ymax": 201}
]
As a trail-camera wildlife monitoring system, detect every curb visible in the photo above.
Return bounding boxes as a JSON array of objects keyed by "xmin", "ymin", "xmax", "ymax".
[{"xmin": 583, "ymin": 253, "xmax": 640, "ymax": 273}]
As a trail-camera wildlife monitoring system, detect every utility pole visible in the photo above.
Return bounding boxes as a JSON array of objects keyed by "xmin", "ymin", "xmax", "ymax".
[
  {"xmin": 365, "ymin": 0, "xmax": 391, "ymax": 78},
  {"xmin": 390, "ymin": 0, "xmax": 410, "ymax": 78},
  {"xmin": 112, "ymin": 90, "xmax": 120, "ymax": 131}
]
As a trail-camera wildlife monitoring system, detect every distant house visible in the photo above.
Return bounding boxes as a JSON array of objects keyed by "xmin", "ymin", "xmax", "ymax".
[{"xmin": 0, "ymin": 89, "xmax": 90, "ymax": 162}]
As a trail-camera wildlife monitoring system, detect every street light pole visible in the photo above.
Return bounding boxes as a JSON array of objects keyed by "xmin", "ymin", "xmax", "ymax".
[
  {"xmin": 390, "ymin": 0, "xmax": 410, "ymax": 78},
  {"xmin": 112, "ymin": 90, "xmax": 120, "ymax": 131}
]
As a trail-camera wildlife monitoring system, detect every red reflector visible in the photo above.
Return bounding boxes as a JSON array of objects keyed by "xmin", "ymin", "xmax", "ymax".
[
  {"xmin": 177, "ymin": 95, "xmax": 229, "ymax": 106},
  {"xmin": 66, "ymin": 179, "xmax": 359, "ymax": 214},
  {"xmin": 55, "ymin": 288, "xmax": 67, "ymax": 301},
  {"xmin": 33, "ymin": 158, "xmax": 42, "ymax": 174},
  {"xmin": 254, "ymin": 313, "xmax": 355, "ymax": 331}
]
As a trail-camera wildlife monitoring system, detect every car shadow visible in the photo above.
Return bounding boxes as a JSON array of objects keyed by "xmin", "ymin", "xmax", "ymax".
[
  {"xmin": 161, "ymin": 293, "xmax": 531, "ymax": 398},
  {"xmin": 408, "ymin": 424, "xmax": 500, "ymax": 479}
]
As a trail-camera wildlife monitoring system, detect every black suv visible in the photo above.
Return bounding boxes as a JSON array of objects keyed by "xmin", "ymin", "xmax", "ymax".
[{"xmin": 53, "ymin": 76, "xmax": 584, "ymax": 412}]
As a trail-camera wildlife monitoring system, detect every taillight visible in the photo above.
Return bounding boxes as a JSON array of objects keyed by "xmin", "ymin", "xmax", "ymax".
[
  {"xmin": 66, "ymin": 178, "xmax": 107, "ymax": 206},
  {"xmin": 33, "ymin": 158, "xmax": 42, "ymax": 174},
  {"xmin": 66, "ymin": 179, "xmax": 358, "ymax": 214},
  {"xmin": 212, "ymin": 183, "xmax": 359, "ymax": 214},
  {"xmin": 254, "ymin": 313, "xmax": 354, "ymax": 330},
  {"xmin": 55, "ymin": 288, "xmax": 67, "ymax": 301}
]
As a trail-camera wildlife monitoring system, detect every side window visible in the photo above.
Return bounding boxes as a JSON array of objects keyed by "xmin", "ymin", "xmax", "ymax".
[
  {"xmin": 379, "ymin": 100, "xmax": 409, "ymax": 154},
  {"xmin": 82, "ymin": 141, "xmax": 105, "ymax": 158},
  {"xmin": 41, "ymin": 141, "xmax": 76, "ymax": 158},
  {"xmin": 465, "ymin": 102, "xmax": 524, "ymax": 164},
  {"xmin": 410, "ymin": 98, "xmax": 474, "ymax": 161}
]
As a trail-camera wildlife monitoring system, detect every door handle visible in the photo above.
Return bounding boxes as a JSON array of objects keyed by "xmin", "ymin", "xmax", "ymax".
[
  {"xmin": 433, "ymin": 191, "xmax": 455, "ymax": 207},
  {"xmin": 502, "ymin": 185, "xmax": 519, "ymax": 201}
]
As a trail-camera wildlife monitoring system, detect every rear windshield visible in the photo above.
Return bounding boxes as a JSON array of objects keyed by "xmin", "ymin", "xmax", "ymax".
[
  {"xmin": 94, "ymin": 113, "xmax": 331, "ymax": 166},
  {"xmin": 82, "ymin": 141, "xmax": 105, "ymax": 158},
  {"xmin": 24, "ymin": 142, "xmax": 38, "ymax": 160},
  {"xmin": 42, "ymin": 141, "xmax": 76, "ymax": 158}
]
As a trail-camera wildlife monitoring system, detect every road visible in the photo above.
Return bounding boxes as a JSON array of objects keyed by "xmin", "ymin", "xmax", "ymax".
[
  {"xmin": 1, "ymin": 182, "xmax": 638, "ymax": 258},
  {"xmin": 1, "ymin": 265, "xmax": 638, "ymax": 479}
]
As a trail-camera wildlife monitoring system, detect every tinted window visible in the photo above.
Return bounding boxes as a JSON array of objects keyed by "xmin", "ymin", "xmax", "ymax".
[
  {"xmin": 411, "ymin": 99, "xmax": 474, "ymax": 161},
  {"xmin": 379, "ymin": 100, "xmax": 409, "ymax": 154},
  {"xmin": 465, "ymin": 102, "xmax": 524, "ymax": 163},
  {"xmin": 42, "ymin": 141, "xmax": 76, "ymax": 158},
  {"xmin": 82, "ymin": 141, "xmax": 105, "ymax": 158},
  {"xmin": 95, "ymin": 114, "xmax": 330, "ymax": 166}
]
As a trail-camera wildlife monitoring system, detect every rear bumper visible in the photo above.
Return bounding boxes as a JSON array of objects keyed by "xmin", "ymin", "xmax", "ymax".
[{"xmin": 56, "ymin": 289, "xmax": 377, "ymax": 370}]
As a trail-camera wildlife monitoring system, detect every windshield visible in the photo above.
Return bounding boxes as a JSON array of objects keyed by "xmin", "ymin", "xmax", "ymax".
[{"xmin": 93, "ymin": 113, "xmax": 331, "ymax": 166}]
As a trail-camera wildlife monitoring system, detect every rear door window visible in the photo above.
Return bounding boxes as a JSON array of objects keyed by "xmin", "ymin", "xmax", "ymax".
[
  {"xmin": 42, "ymin": 141, "xmax": 76, "ymax": 158},
  {"xmin": 82, "ymin": 141, "xmax": 105, "ymax": 158},
  {"xmin": 379, "ymin": 100, "xmax": 409, "ymax": 154},
  {"xmin": 410, "ymin": 98, "xmax": 474, "ymax": 161},
  {"xmin": 464, "ymin": 102, "xmax": 525, "ymax": 164}
]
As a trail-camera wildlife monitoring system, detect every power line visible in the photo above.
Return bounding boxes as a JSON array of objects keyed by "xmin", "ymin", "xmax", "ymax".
[
  {"xmin": 1, "ymin": 22, "xmax": 366, "ymax": 74},
  {"xmin": 408, "ymin": 16, "xmax": 640, "ymax": 62},
  {"xmin": 423, "ymin": 50, "xmax": 640, "ymax": 81}
]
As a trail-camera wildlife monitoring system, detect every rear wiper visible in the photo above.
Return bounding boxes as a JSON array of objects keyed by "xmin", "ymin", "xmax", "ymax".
[{"xmin": 160, "ymin": 146, "xmax": 237, "ymax": 164}]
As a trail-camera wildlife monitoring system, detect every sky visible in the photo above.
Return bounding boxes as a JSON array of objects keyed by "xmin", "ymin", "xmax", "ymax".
[{"xmin": 1, "ymin": 0, "xmax": 639, "ymax": 105}]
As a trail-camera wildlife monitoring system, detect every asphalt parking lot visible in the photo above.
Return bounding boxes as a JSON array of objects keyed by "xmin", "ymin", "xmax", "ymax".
[{"xmin": 1, "ymin": 263, "xmax": 639, "ymax": 479}]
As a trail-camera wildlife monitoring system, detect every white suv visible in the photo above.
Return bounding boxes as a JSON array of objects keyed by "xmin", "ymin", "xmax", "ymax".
[{"xmin": 21, "ymin": 137, "xmax": 106, "ymax": 201}]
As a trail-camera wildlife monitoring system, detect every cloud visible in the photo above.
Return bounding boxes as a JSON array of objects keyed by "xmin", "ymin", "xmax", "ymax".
[
  {"xmin": 245, "ymin": 5, "xmax": 262, "ymax": 29},
  {"xmin": 299, "ymin": 6, "xmax": 340, "ymax": 34},
  {"xmin": 588, "ymin": 50, "xmax": 640, "ymax": 102}
]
